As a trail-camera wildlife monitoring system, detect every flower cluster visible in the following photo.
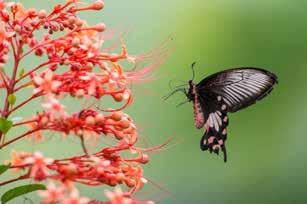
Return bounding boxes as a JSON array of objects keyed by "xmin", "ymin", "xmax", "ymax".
[
  {"xmin": 39, "ymin": 184, "xmax": 154, "ymax": 204},
  {"xmin": 0, "ymin": 0, "xmax": 165, "ymax": 203},
  {"xmin": 30, "ymin": 109, "xmax": 138, "ymax": 143},
  {"xmin": 11, "ymin": 150, "xmax": 148, "ymax": 192}
]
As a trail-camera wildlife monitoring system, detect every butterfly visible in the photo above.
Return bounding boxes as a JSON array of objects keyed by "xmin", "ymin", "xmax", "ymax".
[{"xmin": 165, "ymin": 63, "xmax": 278, "ymax": 162}]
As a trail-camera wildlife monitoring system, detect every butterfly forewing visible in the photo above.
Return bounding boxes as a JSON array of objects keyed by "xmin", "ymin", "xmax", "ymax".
[{"xmin": 196, "ymin": 67, "xmax": 277, "ymax": 112}]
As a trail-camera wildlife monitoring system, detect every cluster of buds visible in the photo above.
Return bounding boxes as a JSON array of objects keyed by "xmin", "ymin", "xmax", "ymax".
[
  {"xmin": 32, "ymin": 67, "xmax": 132, "ymax": 101},
  {"xmin": 0, "ymin": 0, "xmax": 166, "ymax": 203},
  {"xmin": 11, "ymin": 150, "xmax": 148, "ymax": 191},
  {"xmin": 39, "ymin": 184, "xmax": 154, "ymax": 204},
  {"xmin": 31, "ymin": 109, "xmax": 138, "ymax": 143}
]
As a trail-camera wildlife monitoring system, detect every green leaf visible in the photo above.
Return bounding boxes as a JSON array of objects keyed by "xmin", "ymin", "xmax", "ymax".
[
  {"xmin": 1, "ymin": 184, "xmax": 46, "ymax": 204},
  {"xmin": 0, "ymin": 164, "xmax": 10, "ymax": 175},
  {"xmin": 0, "ymin": 118, "xmax": 13, "ymax": 134},
  {"xmin": 18, "ymin": 68, "xmax": 25, "ymax": 78},
  {"xmin": 7, "ymin": 94, "xmax": 16, "ymax": 106}
]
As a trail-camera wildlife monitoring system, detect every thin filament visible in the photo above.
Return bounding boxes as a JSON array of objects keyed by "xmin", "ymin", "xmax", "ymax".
[{"xmin": 162, "ymin": 88, "xmax": 185, "ymax": 101}]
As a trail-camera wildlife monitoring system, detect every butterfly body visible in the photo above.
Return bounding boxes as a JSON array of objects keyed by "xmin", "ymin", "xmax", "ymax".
[
  {"xmin": 189, "ymin": 81, "xmax": 205, "ymax": 129},
  {"xmin": 186, "ymin": 67, "xmax": 278, "ymax": 162}
]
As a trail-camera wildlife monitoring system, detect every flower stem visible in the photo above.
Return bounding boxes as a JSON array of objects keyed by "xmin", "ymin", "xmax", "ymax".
[
  {"xmin": 15, "ymin": 61, "xmax": 53, "ymax": 84},
  {"xmin": 8, "ymin": 93, "xmax": 42, "ymax": 115},
  {"xmin": 0, "ymin": 174, "xmax": 29, "ymax": 186},
  {"xmin": 0, "ymin": 129, "xmax": 39, "ymax": 149},
  {"xmin": 80, "ymin": 135, "xmax": 89, "ymax": 155},
  {"xmin": 0, "ymin": 38, "xmax": 20, "ymax": 141},
  {"xmin": 13, "ymin": 119, "xmax": 37, "ymax": 127}
]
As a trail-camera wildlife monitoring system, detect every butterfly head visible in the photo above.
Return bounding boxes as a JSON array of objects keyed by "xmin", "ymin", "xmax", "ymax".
[
  {"xmin": 163, "ymin": 62, "xmax": 197, "ymax": 104},
  {"xmin": 186, "ymin": 79, "xmax": 195, "ymax": 102},
  {"xmin": 185, "ymin": 61, "xmax": 198, "ymax": 101}
]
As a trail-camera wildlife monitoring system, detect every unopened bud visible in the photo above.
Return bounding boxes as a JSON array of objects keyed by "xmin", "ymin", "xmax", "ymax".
[
  {"xmin": 95, "ymin": 113, "xmax": 104, "ymax": 123},
  {"xmin": 140, "ymin": 154, "xmax": 149, "ymax": 164},
  {"xmin": 93, "ymin": 23, "xmax": 106, "ymax": 32},
  {"xmin": 14, "ymin": 24, "xmax": 21, "ymax": 32},
  {"xmin": 119, "ymin": 119, "xmax": 130, "ymax": 129},
  {"xmin": 110, "ymin": 112, "xmax": 122, "ymax": 121},
  {"xmin": 72, "ymin": 37, "xmax": 80, "ymax": 47},
  {"xmin": 85, "ymin": 116, "xmax": 95, "ymax": 125},
  {"xmin": 75, "ymin": 89, "xmax": 85, "ymax": 98},
  {"xmin": 91, "ymin": 0, "xmax": 104, "ymax": 10},
  {"xmin": 112, "ymin": 93, "xmax": 123, "ymax": 102},
  {"xmin": 38, "ymin": 9, "xmax": 47, "ymax": 18}
]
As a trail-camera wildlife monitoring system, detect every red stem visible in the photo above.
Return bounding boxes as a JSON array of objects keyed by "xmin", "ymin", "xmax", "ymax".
[
  {"xmin": 20, "ymin": 43, "xmax": 48, "ymax": 60},
  {"xmin": 0, "ymin": 174, "xmax": 29, "ymax": 186},
  {"xmin": 10, "ymin": 39, "xmax": 17, "ymax": 60},
  {"xmin": 13, "ymin": 119, "xmax": 37, "ymax": 127},
  {"xmin": 0, "ymin": 38, "xmax": 20, "ymax": 141},
  {"xmin": 0, "ymin": 70, "xmax": 9, "ymax": 89},
  {"xmin": 8, "ymin": 93, "xmax": 43, "ymax": 115},
  {"xmin": 0, "ymin": 129, "xmax": 40, "ymax": 149},
  {"xmin": 79, "ymin": 135, "xmax": 89, "ymax": 155},
  {"xmin": 13, "ymin": 81, "xmax": 32, "ymax": 92},
  {"xmin": 15, "ymin": 61, "xmax": 53, "ymax": 84}
]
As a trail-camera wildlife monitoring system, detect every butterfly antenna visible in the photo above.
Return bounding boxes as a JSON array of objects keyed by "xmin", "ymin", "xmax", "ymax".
[
  {"xmin": 191, "ymin": 61, "xmax": 197, "ymax": 81},
  {"xmin": 168, "ymin": 79, "xmax": 175, "ymax": 90},
  {"xmin": 168, "ymin": 79, "xmax": 188, "ymax": 90},
  {"xmin": 162, "ymin": 88, "xmax": 185, "ymax": 100}
]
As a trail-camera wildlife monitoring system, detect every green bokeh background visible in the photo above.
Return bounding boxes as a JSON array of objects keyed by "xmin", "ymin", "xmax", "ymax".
[{"xmin": 1, "ymin": 0, "xmax": 307, "ymax": 203}]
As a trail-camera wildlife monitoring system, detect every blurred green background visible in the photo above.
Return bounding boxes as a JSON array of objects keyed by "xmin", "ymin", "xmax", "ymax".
[{"xmin": 1, "ymin": 0, "xmax": 307, "ymax": 203}]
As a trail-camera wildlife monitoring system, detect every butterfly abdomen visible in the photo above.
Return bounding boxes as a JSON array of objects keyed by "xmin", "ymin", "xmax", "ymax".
[{"xmin": 192, "ymin": 85, "xmax": 205, "ymax": 129}]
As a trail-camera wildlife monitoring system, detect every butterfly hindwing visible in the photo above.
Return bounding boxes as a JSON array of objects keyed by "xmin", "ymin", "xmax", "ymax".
[{"xmin": 197, "ymin": 92, "xmax": 229, "ymax": 162}]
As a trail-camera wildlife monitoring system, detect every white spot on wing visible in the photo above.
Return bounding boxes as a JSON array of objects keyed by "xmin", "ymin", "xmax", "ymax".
[
  {"xmin": 213, "ymin": 114, "xmax": 220, "ymax": 132},
  {"xmin": 215, "ymin": 112, "xmax": 222, "ymax": 126},
  {"xmin": 208, "ymin": 114, "xmax": 214, "ymax": 127},
  {"xmin": 210, "ymin": 113, "xmax": 217, "ymax": 131}
]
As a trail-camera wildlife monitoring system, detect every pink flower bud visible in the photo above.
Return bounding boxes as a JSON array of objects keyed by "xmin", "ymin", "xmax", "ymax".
[
  {"xmin": 95, "ymin": 113, "xmax": 104, "ymax": 123},
  {"xmin": 91, "ymin": 0, "xmax": 104, "ymax": 10},
  {"xmin": 38, "ymin": 9, "xmax": 47, "ymax": 18},
  {"xmin": 93, "ymin": 23, "xmax": 106, "ymax": 32},
  {"xmin": 85, "ymin": 116, "xmax": 95, "ymax": 125}
]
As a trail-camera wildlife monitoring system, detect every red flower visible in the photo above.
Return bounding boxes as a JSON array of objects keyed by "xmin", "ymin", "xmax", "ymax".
[
  {"xmin": 23, "ymin": 152, "xmax": 54, "ymax": 181},
  {"xmin": 0, "ymin": 0, "xmax": 167, "ymax": 203}
]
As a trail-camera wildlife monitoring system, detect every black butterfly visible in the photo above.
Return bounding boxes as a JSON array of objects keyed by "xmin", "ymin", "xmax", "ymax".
[{"xmin": 165, "ymin": 63, "xmax": 278, "ymax": 162}]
